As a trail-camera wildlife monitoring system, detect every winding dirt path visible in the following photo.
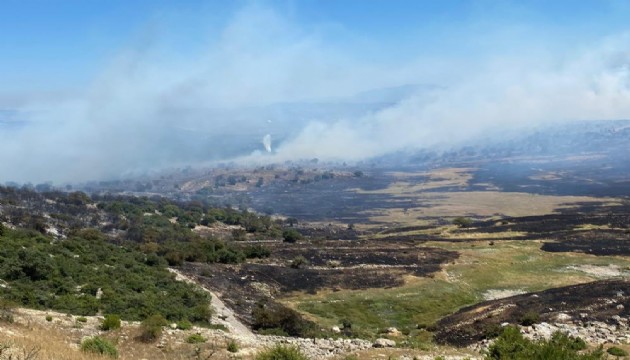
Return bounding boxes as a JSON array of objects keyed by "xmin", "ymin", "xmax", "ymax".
[{"xmin": 168, "ymin": 268, "xmax": 256, "ymax": 342}]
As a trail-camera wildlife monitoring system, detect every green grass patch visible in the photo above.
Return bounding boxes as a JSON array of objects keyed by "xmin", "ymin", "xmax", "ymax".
[{"xmin": 289, "ymin": 240, "xmax": 630, "ymax": 339}]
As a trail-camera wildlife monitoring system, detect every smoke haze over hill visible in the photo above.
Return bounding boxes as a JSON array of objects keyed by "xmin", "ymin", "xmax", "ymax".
[{"xmin": 2, "ymin": 2, "xmax": 630, "ymax": 183}]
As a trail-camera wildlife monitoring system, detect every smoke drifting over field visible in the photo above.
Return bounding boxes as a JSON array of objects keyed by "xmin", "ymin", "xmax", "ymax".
[{"xmin": 2, "ymin": 4, "xmax": 630, "ymax": 183}]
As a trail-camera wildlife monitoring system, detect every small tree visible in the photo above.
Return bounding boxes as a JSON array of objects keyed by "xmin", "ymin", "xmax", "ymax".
[
  {"xmin": 139, "ymin": 314, "xmax": 168, "ymax": 342},
  {"xmin": 290, "ymin": 256, "xmax": 309, "ymax": 269},
  {"xmin": 282, "ymin": 229, "xmax": 302, "ymax": 243},
  {"xmin": 452, "ymin": 217, "xmax": 473, "ymax": 228},
  {"xmin": 101, "ymin": 314, "xmax": 121, "ymax": 331}
]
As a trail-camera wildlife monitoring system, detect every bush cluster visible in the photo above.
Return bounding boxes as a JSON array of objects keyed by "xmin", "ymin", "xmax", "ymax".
[
  {"xmin": 485, "ymin": 326, "xmax": 604, "ymax": 359},
  {"xmin": 255, "ymin": 345, "xmax": 309, "ymax": 360},
  {"xmin": 101, "ymin": 314, "xmax": 121, "ymax": 331},
  {"xmin": 252, "ymin": 300, "xmax": 319, "ymax": 338},
  {"xmin": 139, "ymin": 314, "xmax": 168, "ymax": 342},
  {"xmin": 0, "ymin": 228, "xmax": 211, "ymax": 324},
  {"xmin": 81, "ymin": 336, "xmax": 118, "ymax": 358}
]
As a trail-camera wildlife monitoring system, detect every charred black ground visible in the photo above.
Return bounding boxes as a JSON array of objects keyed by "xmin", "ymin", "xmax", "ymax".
[{"xmin": 435, "ymin": 280, "xmax": 630, "ymax": 347}]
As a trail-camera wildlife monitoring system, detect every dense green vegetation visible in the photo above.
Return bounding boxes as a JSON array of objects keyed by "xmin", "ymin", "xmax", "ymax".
[
  {"xmin": 485, "ymin": 326, "xmax": 604, "ymax": 360},
  {"xmin": 0, "ymin": 185, "xmax": 286, "ymax": 323},
  {"xmin": 607, "ymin": 347, "xmax": 629, "ymax": 357},
  {"xmin": 0, "ymin": 227, "xmax": 210, "ymax": 322},
  {"xmin": 81, "ymin": 336, "xmax": 119, "ymax": 358}
]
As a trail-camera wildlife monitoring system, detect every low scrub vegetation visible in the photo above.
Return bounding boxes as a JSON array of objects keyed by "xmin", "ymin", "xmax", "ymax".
[
  {"xmin": 255, "ymin": 344, "xmax": 309, "ymax": 360},
  {"xmin": 139, "ymin": 314, "xmax": 168, "ymax": 342},
  {"xmin": 101, "ymin": 314, "xmax": 121, "ymax": 331},
  {"xmin": 0, "ymin": 227, "xmax": 211, "ymax": 323},
  {"xmin": 81, "ymin": 336, "xmax": 118, "ymax": 358},
  {"xmin": 252, "ymin": 300, "xmax": 319, "ymax": 338},
  {"xmin": 607, "ymin": 346, "xmax": 628, "ymax": 357},
  {"xmin": 226, "ymin": 339, "xmax": 239, "ymax": 353},
  {"xmin": 485, "ymin": 326, "xmax": 604, "ymax": 359},
  {"xmin": 186, "ymin": 333, "xmax": 207, "ymax": 344}
]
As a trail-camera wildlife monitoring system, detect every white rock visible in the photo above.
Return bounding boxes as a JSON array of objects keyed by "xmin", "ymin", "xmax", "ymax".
[{"xmin": 373, "ymin": 338, "xmax": 396, "ymax": 348}]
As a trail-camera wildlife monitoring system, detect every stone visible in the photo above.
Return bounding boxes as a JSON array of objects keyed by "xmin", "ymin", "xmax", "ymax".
[
  {"xmin": 555, "ymin": 313, "xmax": 572, "ymax": 322},
  {"xmin": 331, "ymin": 326, "xmax": 341, "ymax": 333},
  {"xmin": 373, "ymin": 338, "xmax": 396, "ymax": 348}
]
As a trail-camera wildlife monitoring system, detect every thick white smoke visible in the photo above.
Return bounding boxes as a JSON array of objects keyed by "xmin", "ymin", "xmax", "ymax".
[
  {"xmin": 2, "ymin": 4, "xmax": 630, "ymax": 183},
  {"xmin": 262, "ymin": 134, "xmax": 272, "ymax": 153},
  {"xmin": 262, "ymin": 35, "xmax": 630, "ymax": 163}
]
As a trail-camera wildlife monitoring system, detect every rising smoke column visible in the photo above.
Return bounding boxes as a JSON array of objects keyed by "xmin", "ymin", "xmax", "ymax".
[{"xmin": 262, "ymin": 134, "xmax": 272, "ymax": 153}]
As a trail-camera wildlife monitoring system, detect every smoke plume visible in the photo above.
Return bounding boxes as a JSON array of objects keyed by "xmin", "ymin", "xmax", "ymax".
[{"xmin": 1, "ymin": 4, "xmax": 630, "ymax": 183}]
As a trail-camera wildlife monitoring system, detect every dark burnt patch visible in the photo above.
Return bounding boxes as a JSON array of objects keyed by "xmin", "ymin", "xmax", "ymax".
[
  {"xmin": 434, "ymin": 280, "xmax": 630, "ymax": 347},
  {"xmin": 542, "ymin": 229, "xmax": 630, "ymax": 255},
  {"xmin": 296, "ymin": 225, "xmax": 361, "ymax": 240},
  {"xmin": 379, "ymin": 225, "xmax": 435, "ymax": 235},
  {"xmin": 435, "ymin": 203, "xmax": 630, "ymax": 255},
  {"xmin": 178, "ymin": 240, "xmax": 458, "ymax": 329},
  {"xmin": 248, "ymin": 171, "xmax": 424, "ymax": 223}
]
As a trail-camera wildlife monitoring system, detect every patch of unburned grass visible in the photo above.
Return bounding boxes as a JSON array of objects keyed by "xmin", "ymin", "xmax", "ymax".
[
  {"xmin": 286, "ymin": 240, "xmax": 630, "ymax": 339},
  {"xmin": 361, "ymin": 189, "xmax": 622, "ymax": 228},
  {"xmin": 574, "ymin": 224, "xmax": 612, "ymax": 231},
  {"xmin": 290, "ymin": 278, "xmax": 475, "ymax": 337}
]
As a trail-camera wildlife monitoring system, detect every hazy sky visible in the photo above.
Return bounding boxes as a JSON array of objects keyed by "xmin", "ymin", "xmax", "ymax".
[
  {"xmin": 2, "ymin": 1, "xmax": 630, "ymax": 182},
  {"xmin": 2, "ymin": 0, "xmax": 628, "ymax": 97}
]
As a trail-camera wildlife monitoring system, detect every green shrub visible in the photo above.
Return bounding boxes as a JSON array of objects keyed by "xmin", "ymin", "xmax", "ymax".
[
  {"xmin": 482, "ymin": 323, "xmax": 504, "ymax": 339},
  {"xmin": 45, "ymin": 315, "xmax": 53, "ymax": 322},
  {"xmin": 81, "ymin": 336, "xmax": 118, "ymax": 358},
  {"xmin": 252, "ymin": 300, "xmax": 318, "ymax": 337},
  {"xmin": 255, "ymin": 344, "xmax": 309, "ymax": 360},
  {"xmin": 452, "ymin": 217, "xmax": 473, "ymax": 228},
  {"xmin": 101, "ymin": 314, "xmax": 121, "ymax": 331},
  {"xmin": 186, "ymin": 333, "xmax": 207, "ymax": 344},
  {"xmin": 227, "ymin": 339, "xmax": 239, "ymax": 353},
  {"xmin": 243, "ymin": 245, "xmax": 271, "ymax": 259},
  {"xmin": 485, "ymin": 326, "xmax": 605, "ymax": 360},
  {"xmin": 290, "ymin": 256, "xmax": 309, "ymax": 269},
  {"xmin": 0, "ymin": 299, "xmax": 15, "ymax": 323},
  {"xmin": 607, "ymin": 347, "xmax": 628, "ymax": 357},
  {"xmin": 139, "ymin": 314, "xmax": 167, "ymax": 342},
  {"xmin": 76, "ymin": 316, "xmax": 88, "ymax": 323},
  {"xmin": 177, "ymin": 320, "xmax": 193, "ymax": 330},
  {"xmin": 282, "ymin": 229, "xmax": 302, "ymax": 243},
  {"xmin": 519, "ymin": 311, "xmax": 540, "ymax": 326}
]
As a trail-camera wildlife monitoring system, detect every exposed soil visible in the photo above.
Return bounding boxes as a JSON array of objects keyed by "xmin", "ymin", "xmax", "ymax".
[{"xmin": 434, "ymin": 280, "xmax": 630, "ymax": 347}]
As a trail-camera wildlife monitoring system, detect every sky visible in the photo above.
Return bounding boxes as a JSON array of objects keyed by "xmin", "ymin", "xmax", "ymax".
[{"xmin": 1, "ymin": 0, "xmax": 630, "ymax": 182}]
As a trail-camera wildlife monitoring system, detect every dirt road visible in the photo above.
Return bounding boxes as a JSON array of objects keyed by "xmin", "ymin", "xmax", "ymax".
[{"xmin": 168, "ymin": 268, "xmax": 256, "ymax": 342}]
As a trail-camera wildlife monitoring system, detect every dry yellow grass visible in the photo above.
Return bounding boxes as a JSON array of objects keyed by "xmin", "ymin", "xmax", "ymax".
[
  {"xmin": 0, "ymin": 325, "xmax": 108, "ymax": 360},
  {"xmin": 0, "ymin": 309, "xmax": 251, "ymax": 360},
  {"xmin": 363, "ymin": 191, "xmax": 621, "ymax": 227}
]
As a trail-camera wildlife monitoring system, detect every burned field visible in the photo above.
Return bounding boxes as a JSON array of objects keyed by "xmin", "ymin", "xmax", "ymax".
[
  {"xmin": 178, "ymin": 240, "xmax": 458, "ymax": 330},
  {"xmin": 442, "ymin": 203, "xmax": 630, "ymax": 256},
  {"xmin": 434, "ymin": 279, "xmax": 630, "ymax": 346},
  {"xmin": 165, "ymin": 148, "xmax": 630, "ymax": 343}
]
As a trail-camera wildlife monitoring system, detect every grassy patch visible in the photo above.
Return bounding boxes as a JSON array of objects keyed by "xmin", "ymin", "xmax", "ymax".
[{"xmin": 287, "ymin": 240, "xmax": 630, "ymax": 338}]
